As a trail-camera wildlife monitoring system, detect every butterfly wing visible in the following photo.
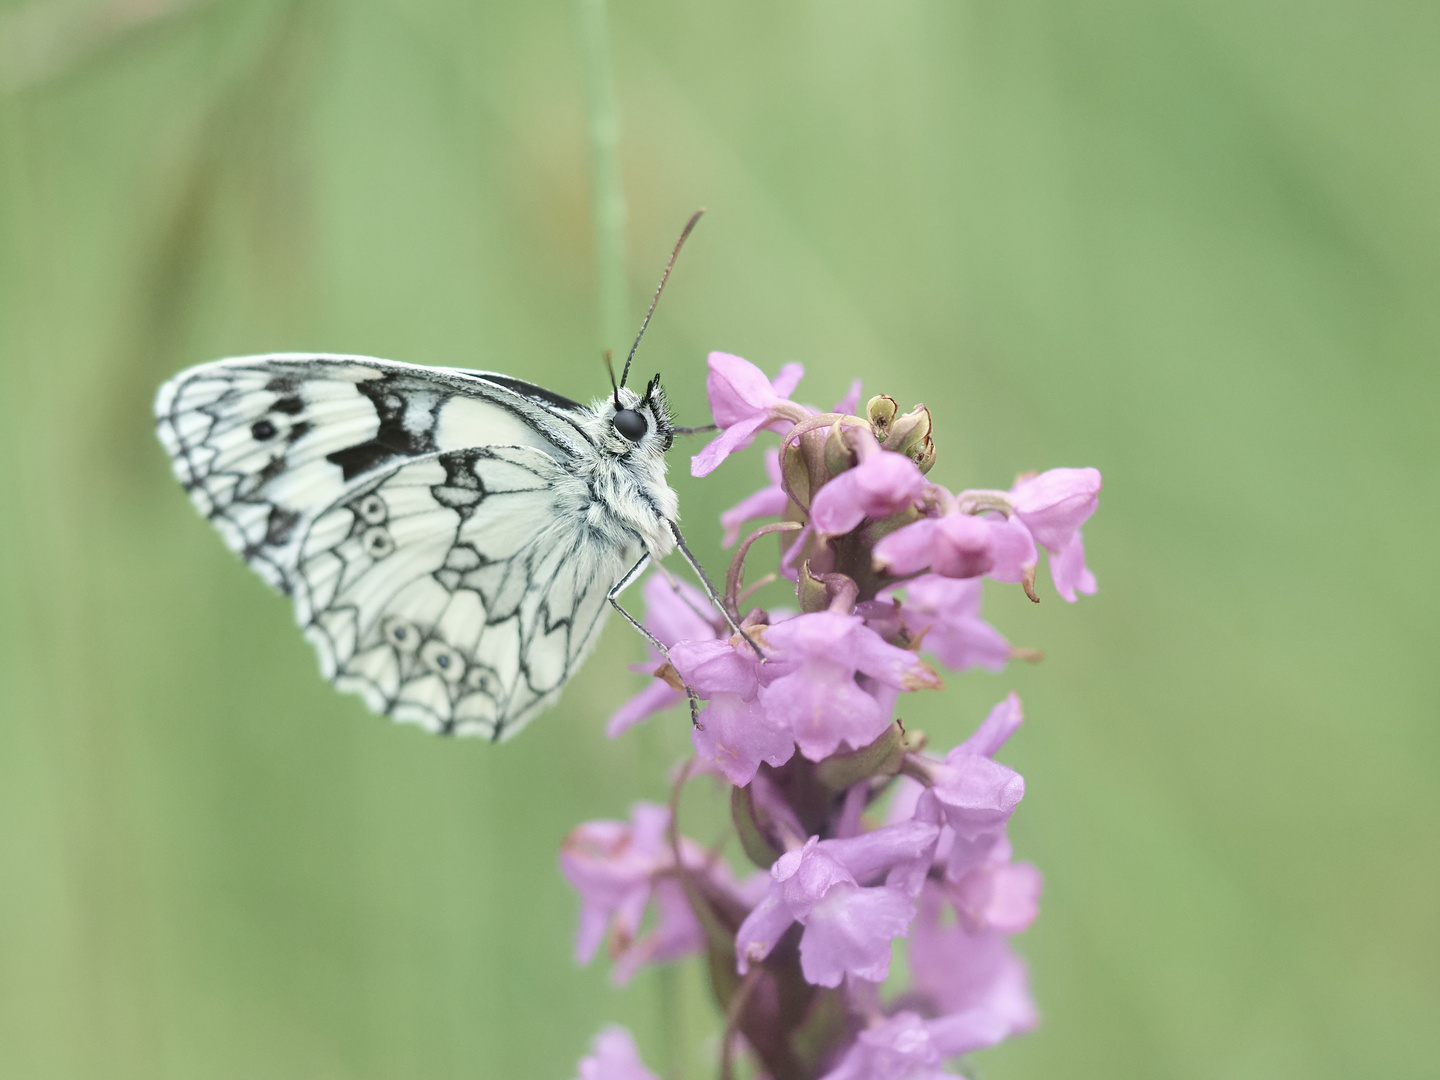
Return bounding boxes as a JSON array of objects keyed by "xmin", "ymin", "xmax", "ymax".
[
  {"xmin": 156, "ymin": 354, "xmax": 621, "ymax": 738},
  {"xmin": 154, "ymin": 353, "xmax": 590, "ymax": 592},
  {"xmin": 294, "ymin": 447, "xmax": 624, "ymax": 739}
]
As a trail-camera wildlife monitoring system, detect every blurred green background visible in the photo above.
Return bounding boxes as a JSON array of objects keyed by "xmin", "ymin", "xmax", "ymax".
[{"xmin": 2, "ymin": 1, "xmax": 1437, "ymax": 1077}]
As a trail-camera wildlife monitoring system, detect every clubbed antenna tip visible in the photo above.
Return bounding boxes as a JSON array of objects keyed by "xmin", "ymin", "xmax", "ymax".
[{"xmin": 620, "ymin": 208, "xmax": 705, "ymax": 388}]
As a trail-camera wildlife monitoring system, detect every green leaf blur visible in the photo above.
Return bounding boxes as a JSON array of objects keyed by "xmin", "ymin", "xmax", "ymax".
[{"xmin": 1, "ymin": 2, "xmax": 1436, "ymax": 1078}]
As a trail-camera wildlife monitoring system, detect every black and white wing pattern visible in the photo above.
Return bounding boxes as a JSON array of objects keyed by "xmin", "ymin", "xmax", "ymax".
[{"xmin": 155, "ymin": 354, "xmax": 632, "ymax": 739}]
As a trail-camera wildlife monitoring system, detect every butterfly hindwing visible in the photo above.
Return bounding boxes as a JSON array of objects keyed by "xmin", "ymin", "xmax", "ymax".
[{"xmin": 295, "ymin": 447, "xmax": 625, "ymax": 739}]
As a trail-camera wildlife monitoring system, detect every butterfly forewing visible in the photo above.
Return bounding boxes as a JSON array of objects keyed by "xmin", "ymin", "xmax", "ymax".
[{"xmin": 156, "ymin": 354, "xmax": 640, "ymax": 740}]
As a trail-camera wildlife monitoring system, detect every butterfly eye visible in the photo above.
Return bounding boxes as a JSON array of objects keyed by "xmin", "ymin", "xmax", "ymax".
[{"xmin": 613, "ymin": 408, "xmax": 648, "ymax": 442}]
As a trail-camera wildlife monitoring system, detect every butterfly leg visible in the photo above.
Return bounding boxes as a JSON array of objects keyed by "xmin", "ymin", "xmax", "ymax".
[
  {"xmin": 653, "ymin": 561, "xmax": 725, "ymax": 629},
  {"xmin": 608, "ymin": 554, "xmax": 703, "ymax": 726},
  {"xmin": 667, "ymin": 521, "xmax": 765, "ymax": 659}
]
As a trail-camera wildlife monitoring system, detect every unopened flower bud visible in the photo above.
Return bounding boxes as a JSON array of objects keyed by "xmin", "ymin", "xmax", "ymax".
[
  {"xmin": 867, "ymin": 394, "xmax": 899, "ymax": 437},
  {"xmin": 823, "ymin": 419, "xmax": 856, "ymax": 477},
  {"xmin": 882, "ymin": 404, "xmax": 936, "ymax": 474}
]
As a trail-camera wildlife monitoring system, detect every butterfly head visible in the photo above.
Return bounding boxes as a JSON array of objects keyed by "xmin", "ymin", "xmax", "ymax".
[{"xmin": 602, "ymin": 374, "xmax": 674, "ymax": 456}]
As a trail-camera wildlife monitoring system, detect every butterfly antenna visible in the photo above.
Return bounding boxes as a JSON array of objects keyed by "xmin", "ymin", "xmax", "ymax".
[
  {"xmin": 620, "ymin": 208, "xmax": 705, "ymax": 388},
  {"xmin": 603, "ymin": 349, "xmax": 621, "ymax": 409}
]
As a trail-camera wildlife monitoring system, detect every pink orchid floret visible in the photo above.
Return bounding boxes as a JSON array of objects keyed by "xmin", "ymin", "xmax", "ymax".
[
  {"xmin": 735, "ymin": 820, "xmax": 939, "ymax": 988},
  {"xmin": 906, "ymin": 883, "xmax": 1039, "ymax": 1048},
  {"xmin": 955, "ymin": 691, "xmax": 1025, "ymax": 757},
  {"xmin": 923, "ymin": 696, "xmax": 1028, "ymax": 877},
  {"xmin": 810, "ymin": 449, "xmax": 927, "ymax": 537},
  {"xmin": 888, "ymin": 576, "xmax": 1011, "ymax": 673},
  {"xmin": 817, "ymin": 1011, "xmax": 964, "ymax": 1080},
  {"xmin": 670, "ymin": 636, "xmax": 790, "ymax": 785},
  {"xmin": 759, "ymin": 612, "xmax": 942, "ymax": 762},
  {"xmin": 693, "ymin": 352, "xmax": 809, "ymax": 477},
  {"xmin": 1009, "ymin": 467, "xmax": 1102, "ymax": 551},
  {"xmin": 559, "ymin": 803, "xmax": 705, "ymax": 985},
  {"xmin": 720, "ymin": 449, "xmax": 789, "ymax": 546},
  {"xmin": 980, "ymin": 513, "xmax": 1042, "ymax": 583},
  {"xmin": 1049, "ymin": 529, "xmax": 1096, "ymax": 602},
  {"xmin": 1010, "ymin": 467, "xmax": 1101, "ymax": 602},
  {"xmin": 575, "ymin": 1026, "xmax": 660, "ymax": 1080},
  {"xmin": 690, "ymin": 692, "xmax": 795, "ymax": 786},
  {"xmin": 607, "ymin": 576, "xmax": 719, "ymax": 737},
  {"xmin": 673, "ymin": 613, "xmax": 941, "ymax": 781},
  {"xmin": 948, "ymin": 835, "xmax": 1042, "ymax": 935},
  {"xmin": 873, "ymin": 512, "xmax": 994, "ymax": 579},
  {"xmin": 873, "ymin": 508, "xmax": 1037, "ymax": 584}
]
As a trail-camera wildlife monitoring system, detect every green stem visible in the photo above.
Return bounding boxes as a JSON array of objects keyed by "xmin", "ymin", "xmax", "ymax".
[{"xmin": 577, "ymin": 0, "xmax": 629, "ymax": 352}]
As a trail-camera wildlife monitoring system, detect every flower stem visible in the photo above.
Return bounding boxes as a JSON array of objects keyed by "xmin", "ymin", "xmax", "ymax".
[
  {"xmin": 727, "ymin": 521, "xmax": 804, "ymax": 617},
  {"xmin": 719, "ymin": 966, "xmax": 764, "ymax": 1080}
]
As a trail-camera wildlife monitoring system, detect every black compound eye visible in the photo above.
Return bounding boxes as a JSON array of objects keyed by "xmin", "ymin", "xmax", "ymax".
[{"xmin": 613, "ymin": 409, "xmax": 648, "ymax": 442}]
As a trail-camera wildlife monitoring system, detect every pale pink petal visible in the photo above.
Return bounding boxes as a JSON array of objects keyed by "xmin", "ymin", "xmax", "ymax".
[
  {"xmin": 890, "ymin": 576, "xmax": 1011, "ymax": 673},
  {"xmin": 670, "ymin": 639, "xmax": 760, "ymax": 698},
  {"xmin": 928, "ymin": 613, "xmax": 1011, "ymax": 673},
  {"xmin": 950, "ymin": 861, "xmax": 1042, "ymax": 935},
  {"xmin": 691, "ymin": 413, "xmax": 768, "ymax": 477},
  {"xmin": 606, "ymin": 680, "xmax": 682, "ymax": 737},
  {"xmin": 610, "ymin": 878, "xmax": 706, "ymax": 984},
  {"xmin": 561, "ymin": 806, "xmax": 673, "ymax": 964},
  {"xmin": 873, "ymin": 514, "xmax": 996, "ymax": 579},
  {"xmin": 1049, "ymin": 529, "xmax": 1097, "ymax": 602},
  {"xmin": 1010, "ymin": 466, "xmax": 1102, "ymax": 551},
  {"xmin": 929, "ymin": 755, "xmax": 1025, "ymax": 877},
  {"xmin": 872, "ymin": 518, "xmax": 941, "ymax": 575},
  {"xmin": 761, "ymin": 666, "xmax": 890, "ymax": 761},
  {"xmin": 846, "ymin": 627, "xmax": 942, "ymax": 691},
  {"xmin": 810, "ymin": 452, "xmax": 927, "ymax": 537},
  {"xmin": 982, "ymin": 514, "xmax": 1038, "ymax": 583},
  {"xmin": 692, "ymin": 692, "xmax": 795, "ymax": 786},
  {"xmin": 642, "ymin": 573, "xmax": 716, "ymax": 648},
  {"xmin": 895, "ymin": 573, "xmax": 982, "ymax": 616},
  {"xmin": 771, "ymin": 361, "xmax": 806, "ymax": 399},
  {"xmin": 910, "ymin": 886, "xmax": 1039, "ymax": 1038},
  {"xmin": 820, "ymin": 820, "xmax": 940, "ymax": 887},
  {"xmin": 720, "ymin": 484, "xmax": 790, "ymax": 546},
  {"xmin": 833, "ymin": 378, "xmax": 863, "ymax": 416},
  {"xmin": 761, "ymin": 610, "xmax": 859, "ymax": 655},
  {"xmin": 774, "ymin": 839, "xmax": 854, "ymax": 918},
  {"xmin": 819, "ymin": 1012, "xmax": 951, "ymax": 1080},
  {"xmin": 930, "ymin": 513, "xmax": 995, "ymax": 578},
  {"xmin": 706, "ymin": 351, "xmax": 784, "ymax": 427},
  {"xmin": 734, "ymin": 885, "xmax": 797, "ymax": 973},
  {"xmin": 925, "ymin": 1005, "xmax": 1023, "ymax": 1058},
  {"xmin": 955, "ymin": 692, "xmax": 1024, "ymax": 758},
  {"xmin": 576, "ymin": 1026, "xmax": 661, "ymax": 1080},
  {"xmin": 798, "ymin": 881, "xmax": 916, "ymax": 987}
]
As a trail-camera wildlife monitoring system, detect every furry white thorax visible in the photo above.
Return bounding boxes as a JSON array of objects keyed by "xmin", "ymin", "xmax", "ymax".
[{"xmin": 566, "ymin": 384, "xmax": 679, "ymax": 564}]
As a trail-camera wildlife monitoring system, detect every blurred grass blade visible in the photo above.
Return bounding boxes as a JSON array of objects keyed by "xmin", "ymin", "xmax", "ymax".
[
  {"xmin": 0, "ymin": 0, "xmax": 217, "ymax": 92},
  {"xmin": 576, "ymin": 0, "xmax": 629, "ymax": 353}
]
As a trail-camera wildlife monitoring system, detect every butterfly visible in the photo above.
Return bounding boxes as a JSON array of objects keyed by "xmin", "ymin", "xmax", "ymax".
[{"xmin": 154, "ymin": 213, "xmax": 740, "ymax": 741}]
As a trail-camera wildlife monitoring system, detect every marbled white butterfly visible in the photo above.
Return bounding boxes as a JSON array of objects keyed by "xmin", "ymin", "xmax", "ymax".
[{"xmin": 154, "ymin": 214, "xmax": 740, "ymax": 740}]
